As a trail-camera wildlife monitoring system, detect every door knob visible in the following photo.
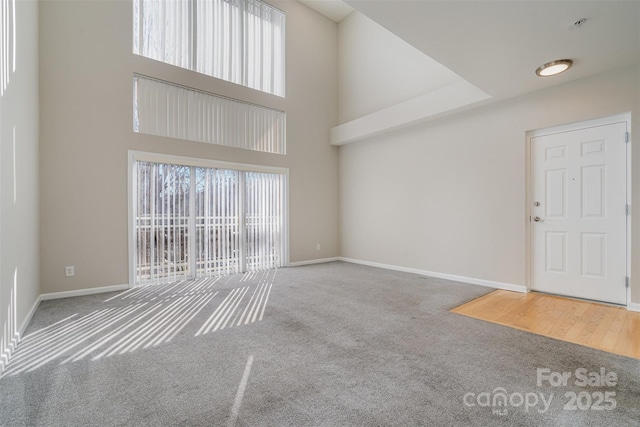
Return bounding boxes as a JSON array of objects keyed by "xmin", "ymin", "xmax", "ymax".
[{"xmin": 533, "ymin": 216, "xmax": 543, "ymax": 222}]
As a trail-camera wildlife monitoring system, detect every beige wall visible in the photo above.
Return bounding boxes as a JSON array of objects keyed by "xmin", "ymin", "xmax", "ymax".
[
  {"xmin": 0, "ymin": 0, "xmax": 40, "ymax": 355},
  {"xmin": 339, "ymin": 65, "xmax": 640, "ymax": 304},
  {"xmin": 39, "ymin": 0, "xmax": 339, "ymax": 293}
]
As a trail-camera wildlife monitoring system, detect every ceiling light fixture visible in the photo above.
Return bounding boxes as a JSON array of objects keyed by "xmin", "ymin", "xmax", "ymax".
[{"xmin": 536, "ymin": 59, "xmax": 573, "ymax": 77}]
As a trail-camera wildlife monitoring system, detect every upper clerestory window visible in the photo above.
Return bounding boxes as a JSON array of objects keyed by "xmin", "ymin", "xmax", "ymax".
[{"xmin": 133, "ymin": 0, "xmax": 286, "ymax": 97}]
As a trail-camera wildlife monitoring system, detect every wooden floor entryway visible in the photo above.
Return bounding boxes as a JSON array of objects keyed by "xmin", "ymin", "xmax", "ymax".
[{"xmin": 451, "ymin": 290, "xmax": 640, "ymax": 359}]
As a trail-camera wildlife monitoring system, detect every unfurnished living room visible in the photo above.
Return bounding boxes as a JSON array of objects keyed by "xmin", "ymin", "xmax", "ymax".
[{"xmin": 1, "ymin": 0, "xmax": 639, "ymax": 425}]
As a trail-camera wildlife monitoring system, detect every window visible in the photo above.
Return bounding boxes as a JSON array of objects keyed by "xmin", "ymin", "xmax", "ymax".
[
  {"xmin": 133, "ymin": 75, "xmax": 286, "ymax": 154},
  {"xmin": 133, "ymin": 0, "xmax": 286, "ymax": 97},
  {"xmin": 130, "ymin": 153, "xmax": 287, "ymax": 286}
]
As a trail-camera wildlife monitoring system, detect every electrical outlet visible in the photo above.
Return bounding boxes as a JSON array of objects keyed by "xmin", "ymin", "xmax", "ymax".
[
  {"xmin": 316, "ymin": 244, "xmax": 321, "ymax": 251},
  {"xmin": 65, "ymin": 266, "xmax": 75, "ymax": 277}
]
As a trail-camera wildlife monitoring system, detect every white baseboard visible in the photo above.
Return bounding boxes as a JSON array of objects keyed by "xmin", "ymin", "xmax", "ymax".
[
  {"xmin": 287, "ymin": 257, "xmax": 340, "ymax": 267},
  {"xmin": 1, "ymin": 284, "xmax": 129, "ymax": 374},
  {"xmin": 40, "ymin": 284, "xmax": 130, "ymax": 301},
  {"xmin": 18, "ymin": 295, "xmax": 42, "ymax": 339},
  {"xmin": 339, "ymin": 257, "xmax": 527, "ymax": 293},
  {"xmin": 1, "ymin": 294, "xmax": 43, "ymax": 374},
  {"xmin": 628, "ymin": 302, "xmax": 640, "ymax": 313}
]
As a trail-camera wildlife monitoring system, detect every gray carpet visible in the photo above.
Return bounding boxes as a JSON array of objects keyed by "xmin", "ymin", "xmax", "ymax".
[{"xmin": 1, "ymin": 262, "xmax": 639, "ymax": 426}]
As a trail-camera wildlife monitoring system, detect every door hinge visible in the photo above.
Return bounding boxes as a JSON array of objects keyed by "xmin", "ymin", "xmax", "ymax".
[
  {"xmin": 625, "ymin": 132, "xmax": 630, "ymax": 143},
  {"xmin": 626, "ymin": 204, "xmax": 631, "ymax": 216},
  {"xmin": 625, "ymin": 277, "xmax": 629, "ymax": 288}
]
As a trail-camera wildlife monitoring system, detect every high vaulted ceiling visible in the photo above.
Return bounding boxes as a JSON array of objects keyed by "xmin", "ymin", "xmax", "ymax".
[
  {"xmin": 298, "ymin": 0, "xmax": 354, "ymax": 22},
  {"xmin": 344, "ymin": 0, "xmax": 640, "ymax": 101},
  {"xmin": 299, "ymin": 0, "xmax": 640, "ymax": 144}
]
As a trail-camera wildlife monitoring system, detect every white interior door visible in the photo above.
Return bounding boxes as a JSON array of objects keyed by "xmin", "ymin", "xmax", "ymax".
[{"xmin": 530, "ymin": 120, "xmax": 628, "ymax": 305}]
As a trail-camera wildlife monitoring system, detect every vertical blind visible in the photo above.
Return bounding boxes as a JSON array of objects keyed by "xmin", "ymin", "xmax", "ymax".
[
  {"xmin": 133, "ymin": 75, "xmax": 286, "ymax": 155},
  {"xmin": 245, "ymin": 172, "xmax": 283, "ymax": 271},
  {"xmin": 135, "ymin": 161, "xmax": 285, "ymax": 285},
  {"xmin": 132, "ymin": 0, "xmax": 192, "ymax": 70},
  {"xmin": 133, "ymin": 0, "xmax": 285, "ymax": 97},
  {"xmin": 194, "ymin": 168, "xmax": 241, "ymax": 277}
]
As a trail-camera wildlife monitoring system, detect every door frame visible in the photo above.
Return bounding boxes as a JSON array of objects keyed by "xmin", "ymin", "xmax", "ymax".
[
  {"xmin": 525, "ymin": 112, "xmax": 632, "ymax": 306},
  {"xmin": 127, "ymin": 150, "xmax": 290, "ymax": 288}
]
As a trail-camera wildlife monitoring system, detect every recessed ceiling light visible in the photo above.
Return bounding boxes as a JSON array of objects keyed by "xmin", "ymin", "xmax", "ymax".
[{"xmin": 536, "ymin": 59, "xmax": 573, "ymax": 77}]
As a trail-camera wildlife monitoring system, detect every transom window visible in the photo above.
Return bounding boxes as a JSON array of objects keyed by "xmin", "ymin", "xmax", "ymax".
[
  {"xmin": 133, "ymin": 75, "xmax": 286, "ymax": 154},
  {"xmin": 133, "ymin": 0, "xmax": 286, "ymax": 97}
]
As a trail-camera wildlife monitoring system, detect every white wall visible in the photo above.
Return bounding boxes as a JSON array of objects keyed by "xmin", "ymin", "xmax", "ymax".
[
  {"xmin": 0, "ymin": 0, "xmax": 40, "ymax": 367},
  {"xmin": 339, "ymin": 65, "xmax": 640, "ymax": 303},
  {"xmin": 337, "ymin": 11, "xmax": 461, "ymax": 123},
  {"xmin": 39, "ymin": 0, "xmax": 339, "ymax": 293}
]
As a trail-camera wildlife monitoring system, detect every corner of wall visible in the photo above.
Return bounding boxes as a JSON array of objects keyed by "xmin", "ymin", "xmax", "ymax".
[{"xmin": 0, "ymin": 0, "xmax": 41, "ymax": 374}]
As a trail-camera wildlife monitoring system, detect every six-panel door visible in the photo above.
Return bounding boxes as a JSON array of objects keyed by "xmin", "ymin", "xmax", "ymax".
[{"xmin": 531, "ymin": 121, "xmax": 627, "ymax": 305}]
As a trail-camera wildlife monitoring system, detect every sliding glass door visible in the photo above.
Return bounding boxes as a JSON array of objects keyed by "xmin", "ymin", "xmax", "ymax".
[
  {"xmin": 135, "ymin": 162, "xmax": 191, "ymax": 284},
  {"xmin": 245, "ymin": 172, "xmax": 284, "ymax": 272},
  {"xmin": 133, "ymin": 159, "xmax": 286, "ymax": 286},
  {"xmin": 194, "ymin": 167, "xmax": 241, "ymax": 277}
]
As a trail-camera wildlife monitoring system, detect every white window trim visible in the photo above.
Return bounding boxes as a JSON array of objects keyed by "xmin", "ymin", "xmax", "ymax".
[{"xmin": 127, "ymin": 150, "xmax": 290, "ymax": 287}]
